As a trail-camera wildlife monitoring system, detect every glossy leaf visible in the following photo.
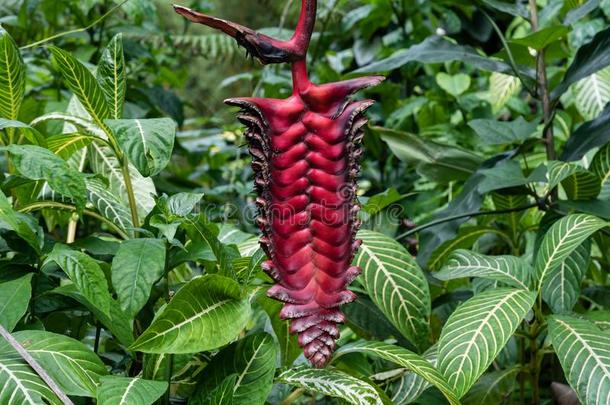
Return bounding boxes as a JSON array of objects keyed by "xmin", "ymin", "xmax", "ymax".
[
  {"xmin": 561, "ymin": 104, "xmax": 610, "ymax": 161},
  {"xmin": 0, "ymin": 355, "xmax": 61, "ymax": 405},
  {"xmin": 591, "ymin": 142, "xmax": 610, "ymax": 199},
  {"xmin": 468, "ymin": 117, "xmax": 537, "ymax": 145},
  {"xmin": 488, "ymin": 72, "xmax": 522, "ymax": 113},
  {"xmin": 258, "ymin": 294, "xmax": 300, "ymax": 366},
  {"xmin": 512, "ymin": 25, "xmax": 569, "ymax": 50},
  {"xmin": 130, "ymin": 275, "xmax": 250, "ymax": 353},
  {"xmin": 0, "ymin": 27, "xmax": 25, "ymax": 121},
  {"xmin": 46, "ymin": 133, "xmax": 95, "ymax": 160},
  {"xmin": 572, "ymin": 66, "xmax": 610, "ymax": 120},
  {"xmin": 562, "ymin": 170, "xmax": 601, "ymax": 200},
  {"xmin": 0, "ymin": 274, "xmax": 32, "ymax": 331},
  {"xmin": 437, "ymin": 288, "xmax": 536, "ymax": 398},
  {"xmin": 0, "ymin": 191, "xmax": 43, "ymax": 252},
  {"xmin": 388, "ymin": 345, "xmax": 438, "ymax": 404},
  {"xmin": 86, "ymin": 178, "xmax": 133, "ymax": 232},
  {"xmin": 96, "ymin": 376, "xmax": 167, "ymax": 405},
  {"xmin": 436, "ymin": 72, "xmax": 470, "ymax": 97},
  {"xmin": 97, "ymin": 34, "xmax": 126, "ymax": 119},
  {"xmin": 462, "ymin": 367, "xmax": 519, "ymax": 404}
]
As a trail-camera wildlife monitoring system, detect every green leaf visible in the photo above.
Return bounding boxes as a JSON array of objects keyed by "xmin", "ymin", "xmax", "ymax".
[
  {"xmin": 562, "ymin": 170, "xmax": 602, "ymax": 200},
  {"xmin": 469, "ymin": 117, "xmax": 538, "ymax": 145},
  {"xmin": 437, "ymin": 288, "xmax": 536, "ymax": 398},
  {"xmin": 436, "ymin": 73, "xmax": 471, "ymax": 97},
  {"xmin": 48, "ymin": 46, "xmax": 111, "ymax": 132},
  {"xmin": 112, "ymin": 238, "xmax": 166, "ymax": 318},
  {"xmin": 354, "ymin": 36, "xmax": 531, "ymax": 77},
  {"xmin": 534, "ymin": 214, "xmax": 607, "ymax": 289},
  {"xmin": 512, "ymin": 26, "xmax": 570, "ymax": 50},
  {"xmin": 106, "ymin": 118, "xmax": 176, "ymax": 177},
  {"xmin": 561, "ymin": 104, "xmax": 610, "ymax": 161},
  {"xmin": 478, "ymin": 161, "xmax": 528, "ymax": 193},
  {"xmin": 258, "ymin": 294, "xmax": 300, "ymax": 366},
  {"xmin": 482, "ymin": 0, "xmax": 529, "ymax": 17},
  {"xmin": 375, "ymin": 126, "xmax": 483, "ymax": 183},
  {"xmin": 47, "ymin": 244, "xmax": 113, "ymax": 318},
  {"xmin": 546, "ymin": 161, "xmax": 585, "ymax": 191},
  {"xmin": 0, "ymin": 330, "xmax": 107, "ymax": 397},
  {"xmin": 565, "ymin": 0, "xmax": 603, "ymax": 25},
  {"xmin": 191, "ymin": 333, "xmax": 276, "ymax": 405},
  {"xmin": 0, "ymin": 27, "xmax": 25, "ymax": 121},
  {"xmin": 387, "ymin": 345, "xmax": 438, "ymax": 404},
  {"xmin": 354, "ymin": 230, "xmax": 431, "ymax": 350},
  {"xmin": 164, "ymin": 192, "xmax": 204, "ymax": 217},
  {"xmin": 97, "ymin": 34, "xmax": 126, "ymax": 119},
  {"xmin": 3, "ymin": 144, "xmax": 87, "ymax": 209},
  {"xmin": 96, "ymin": 376, "xmax": 167, "ymax": 405},
  {"xmin": 542, "ymin": 241, "xmax": 590, "ymax": 313},
  {"xmin": 591, "ymin": 142, "xmax": 610, "ymax": 199},
  {"xmin": 548, "ymin": 315, "xmax": 610, "ymax": 404},
  {"xmin": 0, "ymin": 355, "xmax": 62, "ymax": 405},
  {"xmin": 336, "ymin": 341, "xmax": 460, "ymax": 404},
  {"xmin": 488, "ymin": 72, "xmax": 522, "ymax": 113},
  {"xmin": 130, "ymin": 274, "xmax": 250, "ymax": 353},
  {"xmin": 277, "ymin": 366, "xmax": 385, "ymax": 405},
  {"xmin": 462, "ymin": 367, "xmax": 519, "ymax": 404},
  {"xmin": 552, "ymin": 25, "xmax": 610, "ymax": 99},
  {"xmin": 428, "ymin": 226, "xmax": 505, "ymax": 270},
  {"xmin": 0, "ymin": 119, "xmax": 45, "ymax": 146},
  {"xmin": 0, "ymin": 190, "xmax": 42, "ymax": 252},
  {"xmin": 0, "ymin": 274, "xmax": 32, "ymax": 331},
  {"xmin": 86, "ymin": 178, "xmax": 133, "ymax": 233},
  {"xmin": 435, "ymin": 250, "xmax": 530, "ymax": 289},
  {"xmin": 47, "ymin": 133, "xmax": 95, "ymax": 160},
  {"xmin": 31, "ymin": 112, "xmax": 106, "ymax": 138},
  {"xmin": 572, "ymin": 66, "xmax": 610, "ymax": 120},
  {"xmin": 195, "ymin": 374, "xmax": 236, "ymax": 405}
]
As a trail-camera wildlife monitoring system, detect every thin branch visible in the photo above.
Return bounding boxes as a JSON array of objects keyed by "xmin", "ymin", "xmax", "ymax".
[
  {"xmin": 0, "ymin": 324, "xmax": 74, "ymax": 405},
  {"xmin": 396, "ymin": 203, "xmax": 538, "ymax": 240},
  {"xmin": 20, "ymin": 0, "xmax": 130, "ymax": 50}
]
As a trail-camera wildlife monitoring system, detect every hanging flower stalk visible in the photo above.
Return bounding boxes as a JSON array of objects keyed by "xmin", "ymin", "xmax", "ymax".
[{"xmin": 174, "ymin": 1, "xmax": 383, "ymax": 368}]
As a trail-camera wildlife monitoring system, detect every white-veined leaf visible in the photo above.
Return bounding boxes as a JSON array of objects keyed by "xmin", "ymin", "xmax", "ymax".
[
  {"xmin": 534, "ymin": 214, "xmax": 607, "ymax": 289},
  {"xmin": 0, "ymin": 274, "xmax": 32, "ymax": 331},
  {"xmin": 488, "ymin": 72, "xmax": 521, "ymax": 113},
  {"xmin": 435, "ymin": 250, "xmax": 530, "ymax": 289},
  {"xmin": 541, "ymin": 240, "xmax": 591, "ymax": 313},
  {"xmin": 572, "ymin": 66, "xmax": 610, "ymax": 120},
  {"xmin": 30, "ymin": 112, "xmax": 106, "ymax": 138},
  {"xmin": 96, "ymin": 376, "xmax": 167, "ymax": 405},
  {"xmin": 277, "ymin": 366, "xmax": 385, "ymax": 405},
  {"xmin": 0, "ymin": 355, "xmax": 61, "ymax": 405},
  {"xmin": 336, "ymin": 341, "xmax": 459, "ymax": 404},
  {"xmin": 437, "ymin": 288, "xmax": 536, "ymax": 398},
  {"xmin": 130, "ymin": 274, "xmax": 250, "ymax": 353},
  {"xmin": 591, "ymin": 142, "xmax": 610, "ymax": 199},
  {"xmin": 0, "ymin": 27, "xmax": 25, "ymax": 121},
  {"xmin": 0, "ymin": 330, "xmax": 107, "ymax": 397},
  {"xmin": 388, "ymin": 345, "xmax": 437, "ymax": 404},
  {"xmin": 546, "ymin": 161, "xmax": 584, "ymax": 191},
  {"xmin": 354, "ymin": 230, "xmax": 431, "ymax": 350},
  {"xmin": 562, "ymin": 170, "xmax": 602, "ymax": 200},
  {"xmin": 86, "ymin": 178, "xmax": 133, "ymax": 233},
  {"xmin": 462, "ymin": 366, "xmax": 519, "ymax": 404},
  {"xmin": 47, "ymin": 133, "xmax": 95, "ymax": 160},
  {"xmin": 548, "ymin": 315, "xmax": 610, "ymax": 404},
  {"xmin": 97, "ymin": 34, "xmax": 126, "ymax": 120}
]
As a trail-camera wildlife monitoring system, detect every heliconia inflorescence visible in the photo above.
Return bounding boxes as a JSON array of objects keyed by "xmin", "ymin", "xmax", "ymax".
[{"xmin": 174, "ymin": 0, "xmax": 384, "ymax": 368}]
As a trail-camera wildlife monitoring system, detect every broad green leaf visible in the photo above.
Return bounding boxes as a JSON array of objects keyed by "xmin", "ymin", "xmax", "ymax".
[
  {"xmin": 584, "ymin": 310, "xmax": 610, "ymax": 329},
  {"xmin": 258, "ymin": 294, "xmax": 300, "ymax": 366},
  {"xmin": 53, "ymin": 285, "xmax": 134, "ymax": 347},
  {"xmin": 0, "ymin": 27, "xmax": 25, "ymax": 121},
  {"xmin": 437, "ymin": 288, "xmax": 536, "ymax": 398},
  {"xmin": 47, "ymin": 133, "xmax": 95, "ymax": 160},
  {"xmin": 86, "ymin": 178, "xmax": 133, "ymax": 233},
  {"xmin": 0, "ymin": 355, "xmax": 62, "ymax": 405},
  {"xmin": 478, "ymin": 161, "xmax": 529, "ymax": 193},
  {"xmin": 355, "ymin": 36, "xmax": 531, "ymax": 77},
  {"xmin": 591, "ymin": 142, "xmax": 610, "ymax": 199},
  {"xmin": 0, "ymin": 330, "xmax": 107, "ymax": 397},
  {"xmin": 435, "ymin": 250, "xmax": 530, "ymax": 289},
  {"xmin": 30, "ymin": 112, "xmax": 106, "ymax": 138},
  {"xmin": 562, "ymin": 170, "xmax": 602, "ymax": 200},
  {"xmin": 164, "ymin": 192, "xmax": 204, "ymax": 217},
  {"xmin": 0, "ymin": 119, "xmax": 45, "ymax": 146},
  {"xmin": 492, "ymin": 193, "xmax": 528, "ymax": 239},
  {"xmin": 375, "ymin": 126, "xmax": 482, "ymax": 183},
  {"xmin": 542, "ymin": 241, "xmax": 590, "ymax": 313},
  {"xmin": 354, "ymin": 230, "xmax": 431, "ymax": 350},
  {"xmin": 277, "ymin": 366, "xmax": 385, "ymax": 405},
  {"xmin": 96, "ymin": 376, "xmax": 167, "ymax": 405},
  {"xmin": 565, "ymin": 0, "xmax": 602, "ymax": 24},
  {"xmin": 482, "ymin": 0, "xmax": 529, "ymax": 17},
  {"xmin": 488, "ymin": 72, "xmax": 522, "ymax": 113},
  {"xmin": 468, "ymin": 117, "xmax": 537, "ymax": 145},
  {"xmin": 106, "ymin": 118, "xmax": 176, "ymax": 177},
  {"xmin": 548, "ymin": 315, "xmax": 610, "ymax": 404},
  {"xmin": 47, "ymin": 244, "xmax": 113, "ymax": 318},
  {"xmin": 97, "ymin": 34, "xmax": 126, "ymax": 119},
  {"xmin": 361, "ymin": 188, "xmax": 404, "ymax": 215},
  {"xmin": 0, "ymin": 274, "xmax": 32, "ymax": 331},
  {"xmin": 462, "ymin": 367, "xmax": 519, "ymax": 404},
  {"xmin": 534, "ymin": 214, "xmax": 607, "ymax": 288},
  {"xmin": 191, "ymin": 333, "xmax": 276, "ymax": 405},
  {"xmin": 3, "ymin": 144, "xmax": 87, "ymax": 209},
  {"xmin": 572, "ymin": 66, "xmax": 610, "ymax": 120},
  {"xmin": 48, "ymin": 46, "xmax": 111, "ymax": 132},
  {"xmin": 552, "ymin": 26, "xmax": 610, "ymax": 99},
  {"xmin": 512, "ymin": 26, "xmax": 570, "ymax": 50},
  {"xmin": 561, "ymin": 104, "xmax": 610, "ymax": 161},
  {"xmin": 130, "ymin": 274, "xmax": 250, "ymax": 353},
  {"xmin": 0, "ymin": 190, "xmax": 42, "ymax": 252},
  {"xmin": 546, "ymin": 161, "xmax": 585, "ymax": 191},
  {"xmin": 112, "ymin": 238, "xmax": 166, "ymax": 318},
  {"xmin": 436, "ymin": 73, "xmax": 471, "ymax": 97},
  {"xmin": 388, "ymin": 345, "xmax": 438, "ymax": 405},
  {"xmin": 195, "ymin": 374, "xmax": 236, "ymax": 405},
  {"xmin": 336, "ymin": 341, "xmax": 460, "ymax": 405}
]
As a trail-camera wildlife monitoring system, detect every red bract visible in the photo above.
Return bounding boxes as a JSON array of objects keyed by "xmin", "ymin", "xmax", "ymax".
[{"xmin": 175, "ymin": 0, "xmax": 383, "ymax": 368}]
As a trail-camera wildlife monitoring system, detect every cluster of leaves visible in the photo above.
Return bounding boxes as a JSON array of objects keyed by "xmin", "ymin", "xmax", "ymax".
[{"xmin": 0, "ymin": 0, "xmax": 610, "ymax": 404}]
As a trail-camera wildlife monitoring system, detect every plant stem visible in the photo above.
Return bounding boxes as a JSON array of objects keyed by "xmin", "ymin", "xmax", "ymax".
[
  {"xmin": 280, "ymin": 387, "xmax": 305, "ymax": 405},
  {"xmin": 93, "ymin": 323, "xmax": 102, "ymax": 354},
  {"xmin": 121, "ymin": 155, "xmax": 140, "ymax": 229},
  {"xmin": 0, "ymin": 324, "xmax": 74, "ymax": 405},
  {"xmin": 163, "ymin": 244, "xmax": 173, "ymax": 405}
]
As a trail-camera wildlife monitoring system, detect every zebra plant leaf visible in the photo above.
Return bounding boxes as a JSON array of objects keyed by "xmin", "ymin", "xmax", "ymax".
[
  {"xmin": 548, "ymin": 315, "xmax": 610, "ymax": 404},
  {"xmin": 572, "ymin": 66, "xmax": 610, "ymax": 120},
  {"xmin": 130, "ymin": 274, "xmax": 250, "ymax": 353},
  {"xmin": 85, "ymin": 178, "xmax": 133, "ymax": 233},
  {"xmin": 0, "ymin": 355, "xmax": 62, "ymax": 405},
  {"xmin": 437, "ymin": 288, "xmax": 536, "ymax": 398},
  {"xmin": 461, "ymin": 366, "xmax": 519, "ymax": 404},
  {"xmin": 388, "ymin": 345, "xmax": 438, "ymax": 405},
  {"xmin": 488, "ymin": 72, "xmax": 521, "ymax": 113},
  {"xmin": 354, "ymin": 230, "xmax": 431, "ymax": 350},
  {"xmin": 591, "ymin": 142, "xmax": 610, "ymax": 199},
  {"xmin": 106, "ymin": 118, "xmax": 176, "ymax": 177},
  {"xmin": 47, "ymin": 133, "xmax": 95, "ymax": 160},
  {"xmin": 541, "ymin": 241, "xmax": 591, "ymax": 313},
  {"xmin": 535, "ymin": 214, "xmax": 607, "ymax": 289},
  {"xmin": 96, "ymin": 376, "xmax": 167, "ymax": 405},
  {"xmin": 434, "ymin": 250, "xmax": 530, "ymax": 289},
  {"xmin": 336, "ymin": 341, "xmax": 460, "ymax": 405},
  {"xmin": 0, "ymin": 27, "xmax": 25, "ymax": 121},
  {"xmin": 97, "ymin": 33, "xmax": 126, "ymax": 119},
  {"xmin": 277, "ymin": 366, "xmax": 385, "ymax": 405},
  {"xmin": 562, "ymin": 170, "xmax": 602, "ymax": 200}
]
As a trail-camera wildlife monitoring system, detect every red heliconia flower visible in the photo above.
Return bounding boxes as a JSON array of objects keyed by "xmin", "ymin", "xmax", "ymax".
[{"xmin": 174, "ymin": 0, "xmax": 383, "ymax": 368}]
